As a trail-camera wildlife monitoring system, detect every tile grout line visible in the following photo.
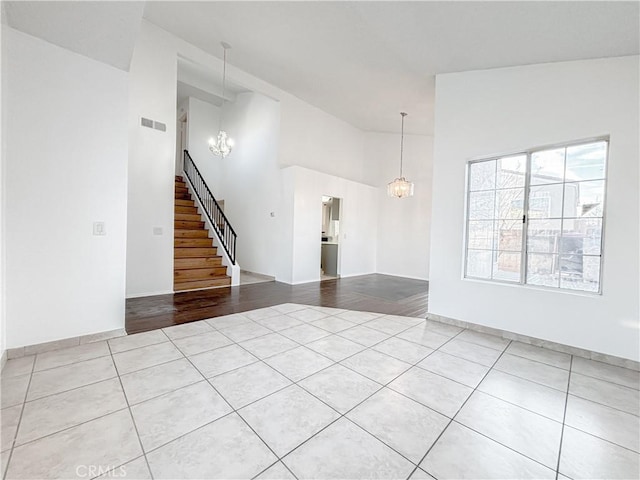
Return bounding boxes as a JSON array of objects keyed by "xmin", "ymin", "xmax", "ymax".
[
  {"xmin": 398, "ymin": 347, "xmax": 639, "ymax": 419},
  {"xmin": 17, "ymin": 306, "xmax": 636, "ymax": 393},
  {"xmin": 19, "ymin": 357, "xmax": 174, "ymax": 406},
  {"xmin": 136, "ymin": 312, "xmax": 429, "ymax": 475},
  {"xmin": 105, "ymin": 308, "xmax": 452, "ymax": 476},
  {"xmin": 445, "ymin": 345, "xmax": 580, "ymax": 475},
  {"xmin": 7, "ymin": 339, "xmax": 185, "ymax": 406},
  {"xmin": 23, "ymin": 348, "xmax": 113, "ymax": 375},
  {"xmin": 555, "ymin": 356, "xmax": 574, "ymax": 480},
  {"xmin": 408, "ymin": 339, "xmax": 515, "ymax": 480},
  {"xmin": 420, "ymin": 338, "xmax": 591, "ymax": 478},
  {"xmin": 6, "ymin": 342, "xmax": 561, "ymax": 480},
  {"xmin": 2, "ymin": 354, "xmax": 36, "ymax": 480},
  {"xmin": 5, "ymin": 351, "xmax": 184, "ymax": 453},
  {"xmin": 246, "ymin": 323, "xmax": 474, "ymax": 476},
  {"xmin": 3, "ymin": 318, "xmax": 632, "ymax": 472},
  {"xmin": 488, "ymin": 364, "xmax": 570, "ymax": 393},
  {"xmin": 273, "ymin": 318, "xmax": 496, "ymax": 475},
  {"xmin": 7, "ymin": 332, "xmax": 213, "ymax": 404},
  {"xmin": 322, "ymin": 328, "xmax": 476, "ymax": 472},
  {"xmin": 461, "ymin": 387, "xmax": 564, "ymax": 425},
  {"xmin": 4, "ymin": 305, "xmax": 637, "ymax": 478},
  {"xmin": 562, "ymin": 387, "xmax": 640, "ymax": 419},
  {"xmin": 110, "ymin": 337, "xmax": 170, "ymax": 355},
  {"xmin": 107, "ymin": 335, "xmax": 159, "ymax": 480},
  {"xmin": 568, "ymin": 370, "xmax": 640, "ymax": 393},
  {"xmin": 122, "ymin": 315, "xmax": 624, "ymax": 468},
  {"xmin": 501, "ymin": 348, "xmax": 572, "ymax": 371},
  {"xmin": 8, "ymin": 406, "xmax": 132, "ymax": 452},
  {"xmin": 398, "ymin": 329, "xmax": 481, "ymax": 480},
  {"xmin": 161, "ymin": 330, "xmax": 302, "ymax": 479}
]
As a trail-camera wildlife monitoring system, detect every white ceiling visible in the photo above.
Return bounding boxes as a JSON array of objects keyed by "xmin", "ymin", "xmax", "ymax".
[
  {"xmin": 144, "ymin": 1, "xmax": 639, "ymax": 135},
  {"xmin": 177, "ymin": 55, "xmax": 251, "ymax": 109},
  {"xmin": 4, "ymin": 2, "xmax": 638, "ymax": 135},
  {"xmin": 4, "ymin": 1, "xmax": 145, "ymax": 71}
]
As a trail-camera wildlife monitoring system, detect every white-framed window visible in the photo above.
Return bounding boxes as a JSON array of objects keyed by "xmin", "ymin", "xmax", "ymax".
[{"xmin": 464, "ymin": 138, "xmax": 608, "ymax": 293}]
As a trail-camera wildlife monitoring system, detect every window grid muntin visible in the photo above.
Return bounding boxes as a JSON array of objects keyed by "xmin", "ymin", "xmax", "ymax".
[{"xmin": 464, "ymin": 137, "xmax": 608, "ymax": 294}]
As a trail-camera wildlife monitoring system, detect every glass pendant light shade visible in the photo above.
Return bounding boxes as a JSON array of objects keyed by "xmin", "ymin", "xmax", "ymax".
[
  {"xmin": 209, "ymin": 131, "xmax": 234, "ymax": 158},
  {"xmin": 211, "ymin": 42, "xmax": 234, "ymax": 158},
  {"xmin": 387, "ymin": 177, "xmax": 415, "ymax": 198},
  {"xmin": 388, "ymin": 112, "xmax": 414, "ymax": 198}
]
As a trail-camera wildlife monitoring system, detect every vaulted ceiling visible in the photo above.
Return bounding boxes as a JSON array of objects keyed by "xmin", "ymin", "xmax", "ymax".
[
  {"xmin": 3, "ymin": 1, "xmax": 145, "ymax": 71},
  {"xmin": 4, "ymin": 1, "xmax": 639, "ymax": 135},
  {"xmin": 144, "ymin": 1, "xmax": 639, "ymax": 135}
]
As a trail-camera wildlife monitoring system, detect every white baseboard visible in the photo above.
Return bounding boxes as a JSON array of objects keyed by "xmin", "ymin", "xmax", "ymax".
[
  {"xmin": 126, "ymin": 289, "xmax": 174, "ymax": 299},
  {"xmin": 6, "ymin": 328, "xmax": 127, "ymax": 360},
  {"xmin": 427, "ymin": 312, "xmax": 640, "ymax": 372},
  {"xmin": 375, "ymin": 271, "xmax": 429, "ymax": 281}
]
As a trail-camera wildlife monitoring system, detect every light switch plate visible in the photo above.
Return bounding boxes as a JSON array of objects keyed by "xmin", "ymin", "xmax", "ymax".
[
  {"xmin": 93, "ymin": 222, "xmax": 106, "ymax": 236},
  {"xmin": 153, "ymin": 227, "xmax": 163, "ymax": 236}
]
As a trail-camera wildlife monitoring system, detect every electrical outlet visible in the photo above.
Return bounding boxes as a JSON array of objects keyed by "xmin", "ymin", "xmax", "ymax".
[
  {"xmin": 153, "ymin": 227, "xmax": 163, "ymax": 236},
  {"xmin": 93, "ymin": 222, "xmax": 106, "ymax": 236}
]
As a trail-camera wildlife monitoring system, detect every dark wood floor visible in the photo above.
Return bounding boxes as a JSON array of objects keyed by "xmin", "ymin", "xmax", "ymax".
[{"xmin": 125, "ymin": 274, "xmax": 429, "ymax": 334}]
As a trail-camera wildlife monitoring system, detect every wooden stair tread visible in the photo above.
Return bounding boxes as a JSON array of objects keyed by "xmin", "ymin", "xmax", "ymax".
[
  {"xmin": 175, "ymin": 230, "xmax": 209, "ymax": 238},
  {"xmin": 175, "ymin": 206, "xmax": 198, "ymax": 214},
  {"xmin": 175, "ymin": 213, "xmax": 202, "ymax": 222},
  {"xmin": 174, "ymin": 277, "xmax": 231, "ymax": 291},
  {"xmin": 175, "ymin": 238, "xmax": 214, "ymax": 247},
  {"xmin": 175, "ymin": 257, "xmax": 223, "ymax": 269},
  {"xmin": 173, "ymin": 176, "xmax": 231, "ymax": 291},
  {"xmin": 174, "ymin": 266, "xmax": 227, "ymax": 280},
  {"xmin": 175, "ymin": 247, "xmax": 218, "ymax": 258},
  {"xmin": 175, "ymin": 220, "xmax": 204, "ymax": 229}
]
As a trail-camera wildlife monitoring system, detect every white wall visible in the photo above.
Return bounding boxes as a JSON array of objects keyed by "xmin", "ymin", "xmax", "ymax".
[
  {"xmin": 0, "ymin": 11, "xmax": 6, "ymax": 358},
  {"xmin": 3, "ymin": 27, "xmax": 128, "ymax": 347},
  {"xmin": 184, "ymin": 91, "xmax": 378, "ymax": 284},
  {"xmin": 214, "ymin": 92, "xmax": 282, "ymax": 277},
  {"xmin": 364, "ymin": 132, "xmax": 433, "ymax": 280},
  {"xmin": 185, "ymin": 97, "xmax": 223, "ymax": 195},
  {"xmin": 285, "ymin": 166, "xmax": 378, "ymax": 284},
  {"xmin": 278, "ymin": 98, "xmax": 366, "ymax": 182},
  {"xmin": 126, "ymin": 22, "xmax": 177, "ymax": 297},
  {"xmin": 126, "ymin": 21, "xmax": 380, "ymax": 291},
  {"xmin": 430, "ymin": 56, "xmax": 640, "ymax": 361}
]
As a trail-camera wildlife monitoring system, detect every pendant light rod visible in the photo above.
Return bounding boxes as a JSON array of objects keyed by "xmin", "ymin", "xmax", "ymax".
[
  {"xmin": 387, "ymin": 111, "xmax": 413, "ymax": 198},
  {"xmin": 399, "ymin": 112, "xmax": 407, "ymax": 177},
  {"xmin": 209, "ymin": 41, "xmax": 234, "ymax": 158},
  {"xmin": 219, "ymin": 42, "xmax": 231, "ymax": 132}
]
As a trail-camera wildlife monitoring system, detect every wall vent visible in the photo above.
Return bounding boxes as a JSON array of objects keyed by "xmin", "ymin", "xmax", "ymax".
[{"xmin": 140, "ymin": 117, "xmax": 166, "ymax": 132}]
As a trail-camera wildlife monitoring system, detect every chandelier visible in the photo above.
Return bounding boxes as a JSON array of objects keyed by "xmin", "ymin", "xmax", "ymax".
[
  {"xmin": 209, "ymin": 42, "xmax": 234, "ymax": 158},
  {"xmin": 387, "ymin": 112, "xmax": 414, "ymax": 198}
]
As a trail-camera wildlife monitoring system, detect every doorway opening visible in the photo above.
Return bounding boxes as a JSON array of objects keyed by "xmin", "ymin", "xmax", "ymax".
[
  {"xmin": 321, "ymin": 195, "xmax": 341, "ymax": 281},
  {"xmin": 175, "ymin": 113, "xmax": 188, "ymax": 176}
]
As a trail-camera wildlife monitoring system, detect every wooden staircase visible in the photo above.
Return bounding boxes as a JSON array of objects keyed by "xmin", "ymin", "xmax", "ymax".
[{"xmin": 174, "ymin": 176, "xmax": 231, "ymax": 291}]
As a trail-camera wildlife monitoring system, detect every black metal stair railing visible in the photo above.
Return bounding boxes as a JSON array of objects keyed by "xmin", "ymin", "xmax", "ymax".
[{"xmin": 183, "ymin": 150, "xmax": 237, "ymax": 265}]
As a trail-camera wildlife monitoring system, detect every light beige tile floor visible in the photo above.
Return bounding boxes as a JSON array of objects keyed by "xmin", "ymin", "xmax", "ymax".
[
  {"xmin": 240, "ymin": 271, "xmax": 275, "ymax": 286},
  {"xmin": 1, "ymin": 304, "xmax": 638, "ymax": 479}
]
